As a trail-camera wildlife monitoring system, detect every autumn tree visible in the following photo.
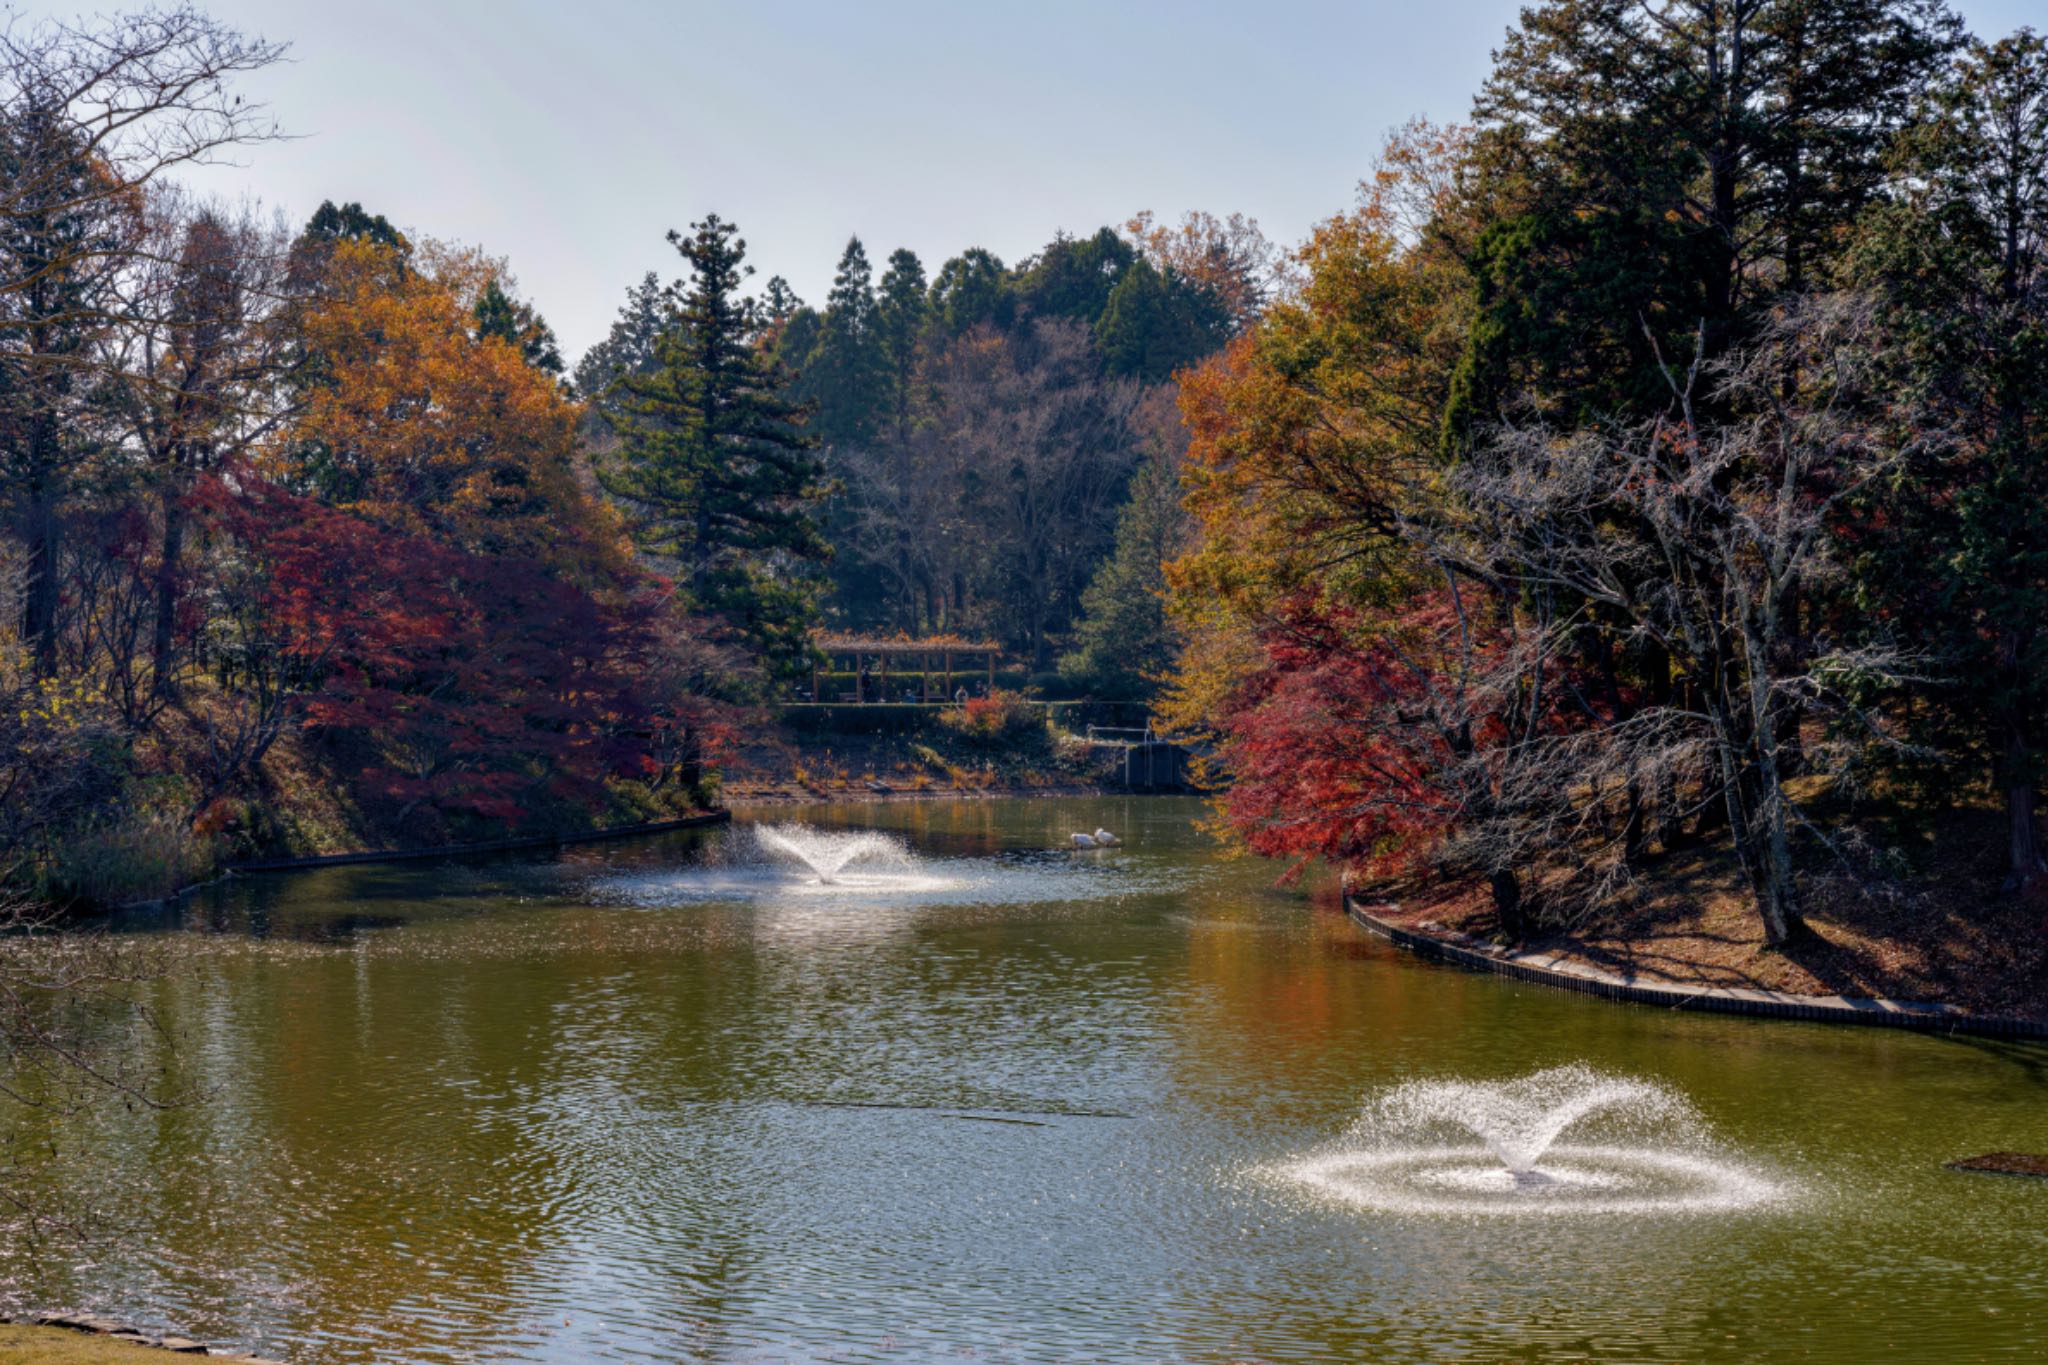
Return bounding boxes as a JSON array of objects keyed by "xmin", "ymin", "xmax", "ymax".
[
  {"xmin": 1212, "ymin": 582, "xmax": 1583, "ymax": 935},
  {"xmin": 278, "ymin": 237, "xmax": 613, "ymax": 572},
  {"xmin": 105, "ymin": 193, "xmax": 292, "ymax": 706},
  {"xmin": 193, "ymin": 475, "xmax": 663, "ymax": 833},
  {"xmin": 0, "ymin": 103, "xmax": 127, "ymax": 674},
  {"xmin": 0, "ymin": 3, "xmax": 283, "ymax": 674},
  {"xmin": 1122, "ymin": 210, "xmax": 1279, "ymax": 332},
  {"xmin": 1456, "ymin": 300, "xmax": 1918, "ymax": 944}
]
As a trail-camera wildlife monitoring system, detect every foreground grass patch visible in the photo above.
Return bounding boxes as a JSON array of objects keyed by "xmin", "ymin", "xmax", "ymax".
[{"xmin": 0, "ymin": 1326, "xmax": 201, "ymax": 1363}]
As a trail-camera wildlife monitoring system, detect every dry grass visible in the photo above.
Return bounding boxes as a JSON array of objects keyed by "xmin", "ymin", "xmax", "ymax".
[{"xmin": 0, "ymin": 1325, "xmax": 210, "ymax": 1363}]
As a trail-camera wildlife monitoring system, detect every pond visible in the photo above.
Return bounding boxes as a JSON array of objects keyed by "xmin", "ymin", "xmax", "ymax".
[{"xmin": 6, "ymin": 796, "xmax": 2047, "ymax": 1363}]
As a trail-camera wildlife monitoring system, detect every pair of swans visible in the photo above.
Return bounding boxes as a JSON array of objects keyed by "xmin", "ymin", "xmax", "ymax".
[{"xmin": 1070, "ymin": 828, "xmax": 1120, "ymax": 849}]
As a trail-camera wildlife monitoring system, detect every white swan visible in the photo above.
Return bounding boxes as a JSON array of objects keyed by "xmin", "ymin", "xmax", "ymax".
[
  {"xmin": 1071, "ymin": 832, "xmax": 1098, "ymax": 849},
  {"xmin": 1092, "ymin": 828, "xmax": 1121, "ymax": 847}
]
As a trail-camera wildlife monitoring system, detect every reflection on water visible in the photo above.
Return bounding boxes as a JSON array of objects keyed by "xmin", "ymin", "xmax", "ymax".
[{"xmin": 4, "ymin": 797, "xmax": 2047, "ymax": 1363}]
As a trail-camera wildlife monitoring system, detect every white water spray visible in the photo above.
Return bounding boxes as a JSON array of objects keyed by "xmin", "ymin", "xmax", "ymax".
[
  {"xmin": 1274, "ymin": 1065, "xmax": 1789, "ymax": 1216},
  {"xmin": 754, "ymin": 824, "xmax": 907, "ymax": 884}
]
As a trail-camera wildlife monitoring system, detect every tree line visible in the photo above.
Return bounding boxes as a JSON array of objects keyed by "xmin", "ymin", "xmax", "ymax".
[
  {"xmin": 0, "ymin": 4, "xmax": 1264, "ymax": 902},
  {"xmin": 1164, "ymin": 0, "xmax": 2048, "ymax": 946},
  {"xmin": 578, "ymin": 214, "xmax": 1273, "ymax": 686},
  {"xmin": 0, "ymin": 8, "xmax": 826, "ymax": 896}
]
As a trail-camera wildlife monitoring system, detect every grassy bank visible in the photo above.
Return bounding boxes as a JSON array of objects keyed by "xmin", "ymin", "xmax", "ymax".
[
  {"xmin": 30, "ymin": 715, "xmax": 716, "ymax": 912},
  {"xmin": 0, "ymin": 1327, "xmax": 169, "ymax": 1363},
  {"xmin": 0, "ymin": 1323, "xmax": 277, "ymax": 1363}
]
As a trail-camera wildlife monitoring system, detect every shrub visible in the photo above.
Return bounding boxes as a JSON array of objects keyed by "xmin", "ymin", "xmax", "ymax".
[
  {"xmin": 47, "ymin": 808, "xmax": 217, "ymax": 907},
  {"xmin": 936, "ymin": 689, "xmax": 1048, "ymax": 752}
]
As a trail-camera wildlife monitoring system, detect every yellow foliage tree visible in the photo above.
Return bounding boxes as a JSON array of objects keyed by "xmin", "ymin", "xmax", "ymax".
[
  {"xmin": 276, "ymin": 238, "xmax": 627, "ymax": 578},
  {"xmin": 1157, "ymin": 122, "xmax": 1475, "ymax": 745}
]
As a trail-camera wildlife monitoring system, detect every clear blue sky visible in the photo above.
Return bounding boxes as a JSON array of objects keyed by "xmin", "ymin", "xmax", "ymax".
[{"xmin": 43, "ymin": 0, "xmax": 2043, "ymax": 361}]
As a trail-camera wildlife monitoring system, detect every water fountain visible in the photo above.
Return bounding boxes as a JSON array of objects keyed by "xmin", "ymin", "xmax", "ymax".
[
  {"xmin": 754, "ymin": 824, "xmax": 907, "ymax": 885},
  {"xmin": 1275, "ymin": 1065, "xmax": 1788, "ymax": 1216},
  {"xmin": 592, "ymin": 819, "xmax": 1151, "ymax": 909}
]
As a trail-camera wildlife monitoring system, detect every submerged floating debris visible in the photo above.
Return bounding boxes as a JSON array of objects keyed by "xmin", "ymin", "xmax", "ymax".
[{"xmin": 1946, "ymin": 1152, "xmax": 2048, "ymax": 1179}]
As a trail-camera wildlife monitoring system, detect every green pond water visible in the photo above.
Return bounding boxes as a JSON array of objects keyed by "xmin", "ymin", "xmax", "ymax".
[{"xmin": 5, "ymin": 796, "xmax": 2048, "ymax": 1363}]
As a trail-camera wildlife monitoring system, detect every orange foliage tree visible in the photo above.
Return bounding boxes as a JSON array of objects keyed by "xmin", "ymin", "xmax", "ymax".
[
  {"xmin": 1160, "ymin": 123, "xmax": 1474, "ymax": 744},
  {"xmin": 1158, "ymin": 124, "xmax": 1569, "ymax": 914},
  {"xmin": 276, "ymin": 238, "xmax": 625, "ymax": 577}
]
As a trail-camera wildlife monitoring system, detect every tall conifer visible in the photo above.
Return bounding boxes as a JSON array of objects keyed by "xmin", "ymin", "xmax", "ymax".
[
  {"xmin": 876, "ymin": 248, "xmax": 928, "ymax": 440},
  {"xmin": 602, "ymin": 216, "xmax": 829, "ymax": 673},
  {"xmin": 803, "ymin": 236, "xmax": 888, "ymax": 445}
]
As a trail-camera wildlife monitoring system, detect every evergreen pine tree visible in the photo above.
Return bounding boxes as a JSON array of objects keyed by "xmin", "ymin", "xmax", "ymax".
[
  {"xmin": 930, "ymin": 248, "xmax": 1011, "ymax": 333},
  {"xmin": 601, "ymin": 216, "xmax": 829, "ymax": 673},
  {"xmin": 1445, "ymin": 0, "xmax": 1960, "ymax": 439},
  {"xmin": 472, "ymin": 277, "xmax": 564, "ymax": 375},
  {"xmin": 301, "ymin": 199, "xmax": 407, "ymax": 253},
  {"xmin": 1095, "ymin": 259, "xmax": 1228, "ymax": 382},
  {"xmin": 1854, "ymin": 30, "xmax": 2048, "ymax": 891},
  {"xmin": 574, "ymin": 272, "xmax": 669, "ymax": 408},
  {"xmin": 802, "ymin": 236, "xmax": 889, "ymax": 445},
  {"xmin": 1057, "ymin": 448, "xmax": 1188, "ymax": 699},
  {"xmin": 761, "ymin": 275, "xmax": 804, "ymax": 330},
  {"xmin": 875, "ymin": 248, "xmax": 928, "ymax": 439},
  {"xmin": 1014, "ymin": 227, "xmax": 1135, "ymax": 323}
]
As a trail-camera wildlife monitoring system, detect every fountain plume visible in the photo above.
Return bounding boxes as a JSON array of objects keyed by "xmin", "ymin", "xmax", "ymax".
[
  {"xmin": 1275, "ymin": 1064, "xmax": 1787, "ymax": 1216},
  {"xmin": 1366, "ymin": 1065, "xmax": 1686, "ymax": 1174},
  {"xmin": 754, "ymin": 824, "xmax": 908, "ymax": 884}
]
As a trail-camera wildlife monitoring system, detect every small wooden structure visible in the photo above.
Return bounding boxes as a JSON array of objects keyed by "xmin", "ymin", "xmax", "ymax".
[{"xmin": 812, "ymin": 634, "xmax": 1003, "ymax": 703}]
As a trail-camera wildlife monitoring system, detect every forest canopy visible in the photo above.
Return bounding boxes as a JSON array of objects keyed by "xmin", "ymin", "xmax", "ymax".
[{"xmin": 7, "ymin": 0, "xmax": 2048, "ymax": 965}]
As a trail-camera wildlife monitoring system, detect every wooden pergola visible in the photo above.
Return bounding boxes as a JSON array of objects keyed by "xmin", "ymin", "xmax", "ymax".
[{"xmin": 812, "ymin": 634, "xmax": 1003, "ymax": 703}]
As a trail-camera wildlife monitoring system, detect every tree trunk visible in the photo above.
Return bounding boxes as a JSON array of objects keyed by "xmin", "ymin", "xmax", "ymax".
[
  {"xmin": 1716, "ymin": 711, "xmax": 1805, "ymax": 948},
  {"xmin": 21, "ymin": 492, "xmax": 61, "ymax": 677},
  {"xmin": 678, "ymin": 727, "xmax": 704, "ymax": 798},
  {"xmin": 1621, "ymin": 776, "xmax": 1652, "ymax": 869},
  {"xmin": 1731, "ymin": 763, "xmax": 1803, "ymax": 947},
  {"xmin": 1999, "ymin": 727, "xmax": 2045, "ymax": 894},
  {"xmin": 1490, "ymin": 868, "xmax": 1525, "ymax": 943},
  {"xmin": 152, "ymin": 488, "xmax": 187, "ymax": 696}
]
